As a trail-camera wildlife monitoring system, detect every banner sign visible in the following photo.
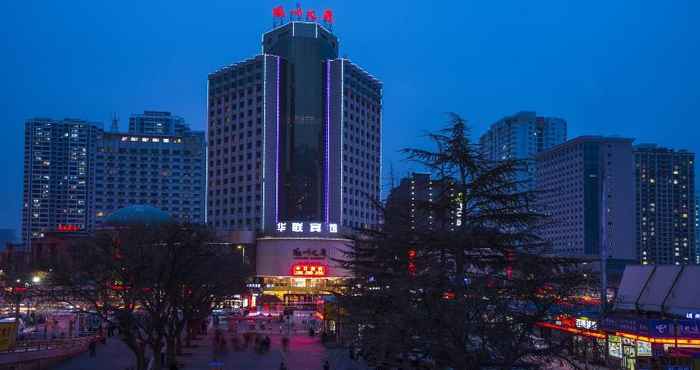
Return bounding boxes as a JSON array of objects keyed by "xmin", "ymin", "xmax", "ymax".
[{"xmin": 602, "ymin": 317, "xmax": 700, "ymax": 339}]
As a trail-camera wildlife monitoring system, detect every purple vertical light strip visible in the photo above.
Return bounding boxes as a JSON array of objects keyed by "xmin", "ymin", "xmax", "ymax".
[
  {"xmin": 324, "ymin": 60, "xmax": 331, "ymax": 223},
  {"xmin": 275, "ymin": 56, "xmax": 281, "ymax": 224}
]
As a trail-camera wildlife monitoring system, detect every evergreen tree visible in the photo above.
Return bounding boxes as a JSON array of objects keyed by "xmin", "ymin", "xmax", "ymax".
[{"xmin": 340, "ymin": 114, "xmax": 590, "ymax": 370}]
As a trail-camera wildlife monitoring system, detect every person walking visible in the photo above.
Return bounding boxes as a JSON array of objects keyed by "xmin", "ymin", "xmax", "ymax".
[
  {"xmin": 279, "ymin": 361, "xmax": 287, "ymax": 370},
  {"xmin": 89, "ymin": 340, "xmax": 97, "ymax": 357},
  {"xmin": 323, "ymin": 359, "xmax": 330, "ymax": 370}
]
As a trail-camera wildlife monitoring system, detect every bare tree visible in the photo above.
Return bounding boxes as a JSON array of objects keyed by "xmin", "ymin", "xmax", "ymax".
[{"xmin": 49, "ymin": 223, "xmax": 248, "ymax": 370}]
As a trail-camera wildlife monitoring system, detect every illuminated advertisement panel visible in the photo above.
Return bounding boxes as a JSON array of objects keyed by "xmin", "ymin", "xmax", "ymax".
[
  {"xmin": 608, "ymin": 335, "xmax": 622, "ymax": 358},
  {"xmin": 290, "ymin": 263, "xmax": 327, "ymax": 277}
]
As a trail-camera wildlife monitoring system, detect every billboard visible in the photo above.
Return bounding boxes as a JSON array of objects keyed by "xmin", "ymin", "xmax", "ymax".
[{"xmin": 256, "ymin": 236, "xmax": 352, "ymax": 277}]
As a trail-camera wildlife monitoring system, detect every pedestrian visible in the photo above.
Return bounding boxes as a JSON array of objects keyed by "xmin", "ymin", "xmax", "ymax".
[
  {"xmin": 279, "ymin": 361, "xmax": 287, "ymax": 370},
  {"xmin": 169, "ymin": 362, "xmax": 179, "ymax": 370},
  {"xmin": 323, "ymin": 359, "xmax": 330, "ymax": 370},
  {"xmin": 89, "ymin": 340, "xmax": 96, "ymax": 357}
]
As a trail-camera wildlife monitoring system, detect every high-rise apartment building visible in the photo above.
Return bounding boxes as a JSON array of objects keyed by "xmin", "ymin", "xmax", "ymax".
[
  {"xmin": 95, "ymin": 114, "xmax": 206, "ymax": 226},
  {"xmin": 480, "ymin": 111, "xmax": 566, "ymax": 190},
  {"xmin": 386, "ymin": 173, "xmax": 434, "ymax": 231},
  {"xmin": 696, "ymin": 195, "xmax": 699, "ymax": 264},
  {"xmin": 128, "ymin": 111, "xmax": 189, "ymax": 136},
  {"xmin": 207, "ymin": 20, "xmax": 381, "ymax": 234},
  {"xmin": 536, "ymin": 136, "xmax": 636, "ymax": 260},
  {"xmin": 22, "ymin": 118, "xmax": 102, "ymax": 243},
  {"xmin": 634, "ymin": 144, "xmax": 695, "ymax": 265}
]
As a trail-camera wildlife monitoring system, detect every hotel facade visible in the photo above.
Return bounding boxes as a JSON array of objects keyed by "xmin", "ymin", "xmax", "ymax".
[{"xmin": 207, "ymin": 15, "xmax": 382, "ymax": 305}]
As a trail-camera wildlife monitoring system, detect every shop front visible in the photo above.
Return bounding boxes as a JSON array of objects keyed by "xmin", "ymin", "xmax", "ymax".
[
  {"xmin": 537, "ymin": 314, "xmax": 607, "ymax": 365},
  {"xmin": 601, "ymin": 316, "xmax": 700, "ymax": 370},
  {"xmin": 255, "ymin": 234, "xmax": 352, "ymax": 313},
  {"xmin": 538, "ymin": 314, "xmax": 700, "ymax": 369}
]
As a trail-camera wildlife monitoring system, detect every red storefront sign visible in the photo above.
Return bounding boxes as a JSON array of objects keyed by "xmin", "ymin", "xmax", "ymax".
[
  {"xmin": 57, "ymin": 224, "xmax": 81, "ymax": 232},
  {"xmin": 290, "ymin": 263, "xmax": 327, "ymax": 277}
]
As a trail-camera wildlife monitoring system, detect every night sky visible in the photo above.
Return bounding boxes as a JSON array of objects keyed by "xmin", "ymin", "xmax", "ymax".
[{"xmin": 1, "ymin": 0, "xmax": 698, "ymax": 235}]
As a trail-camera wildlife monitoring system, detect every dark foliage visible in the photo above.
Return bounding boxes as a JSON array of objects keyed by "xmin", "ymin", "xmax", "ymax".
[{"xmin": 339, "ymin": 114, "xmax": 592, "ymax": 370}]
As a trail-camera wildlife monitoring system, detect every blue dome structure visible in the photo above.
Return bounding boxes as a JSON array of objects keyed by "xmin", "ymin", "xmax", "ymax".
[{"xmin": 103, "ymin": 205, "xmax": 173, "ymax": 226}]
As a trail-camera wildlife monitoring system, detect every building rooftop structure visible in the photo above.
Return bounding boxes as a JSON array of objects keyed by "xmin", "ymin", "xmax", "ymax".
[{"xmin": 614, "ymin": 264, "xmax": 700, "ymax": 319}]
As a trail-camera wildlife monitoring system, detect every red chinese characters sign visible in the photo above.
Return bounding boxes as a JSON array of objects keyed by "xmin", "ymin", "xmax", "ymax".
[
  {"xmin": 272, "ymin": 5, "xmax": 333, "ymax": 24},
  {"xmin": 291, "ymin": 263, "xmax": 327, "ymax": 277},
  {"xmin": 57, "ymin": 224, "xmax": 81, "ymax": 232}
]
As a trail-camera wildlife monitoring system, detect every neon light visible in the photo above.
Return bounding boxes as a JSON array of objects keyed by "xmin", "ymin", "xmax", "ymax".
[
  {"xmin": 306, "ymin": 10, "xmax": 317, "ymax": 21},
  {"xmin": 272, "ymin": 6, "xmax": 285, "ymax": 18},
  {"xmin": 57, "ymin": 224, "xmax": 81, "ymax": 232},
  {"xmin": 291, "ymin": 263, "xmax": 327, "ymax": 277},
  {"xmin": 340, "ymin": 60, "xmax": 344, "ymax": 226},
  {"xmin": 275, "ymin": 56, "xmax": 280, "ymax": 224},
  {"xmin": 262, "ymin": 55, "xmax": 267, "ymax": 228},
  {"xmin": 325, "ymin": 60, "xmax": 331, "ymax": 223},
  {"xmin": 537, "ymin": 322, "xmax": 606, "ymax": 339},
  {"xmin": 323, "ymin": 9, "xmax": 334, "ymax": 24},
  {"xmin": 290, "ymin": 5, "xmax": 303, "ymax": 18}
]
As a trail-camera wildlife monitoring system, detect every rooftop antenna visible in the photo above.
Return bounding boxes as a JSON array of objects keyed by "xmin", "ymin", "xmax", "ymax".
[{"xmin": 111, "ymin": 113, "xmax": 119, "ymax": 132}]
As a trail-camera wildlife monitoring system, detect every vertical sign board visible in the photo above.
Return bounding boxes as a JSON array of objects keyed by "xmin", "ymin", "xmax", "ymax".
[{"xmin": 0, "ymin": 321, "xmax": 18, "ymax": 351}]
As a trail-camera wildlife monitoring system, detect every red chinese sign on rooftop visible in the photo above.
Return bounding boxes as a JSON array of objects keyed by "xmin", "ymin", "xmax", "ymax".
[{"xmin": 272, "ymin": 5, "xmax": 334, "ymax": 27}]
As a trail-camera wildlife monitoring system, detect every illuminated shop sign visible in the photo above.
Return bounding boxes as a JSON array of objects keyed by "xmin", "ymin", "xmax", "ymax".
[
  {"xmin": 608, "ymin": 335, "xmax": 622, "ymax": 358},
  {"xmin": 276, "ymin": 222, "xmax": 338, "ymax": 234},
  {"xmin": 57, "ymin": 224, "xmax": 81, "ymax": 232},
  {"xmin": 636, "ymin": 341, "xmax": 652, "ymax": 357},
  {"xmin": 575, "ymin": 317, "xmax": 598, "ymax": 330},
  {"xmin": 291, "ymin": 263, "xmax": 327, "ymax": 277}
]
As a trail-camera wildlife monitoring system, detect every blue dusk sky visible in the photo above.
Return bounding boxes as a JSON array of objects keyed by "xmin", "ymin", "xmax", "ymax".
[{"xmin": 1, "ymin": 0, "xmax": 698, "ymax": 234}]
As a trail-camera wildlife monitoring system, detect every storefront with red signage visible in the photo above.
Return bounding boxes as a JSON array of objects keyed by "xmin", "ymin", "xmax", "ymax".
[
  {"xmin": 538, "ymin": 314, "xmax": 700, "ymax": 370},
  {"xmin": 255, "ymin": 228, "xmax": 351, "ymax": 311}
]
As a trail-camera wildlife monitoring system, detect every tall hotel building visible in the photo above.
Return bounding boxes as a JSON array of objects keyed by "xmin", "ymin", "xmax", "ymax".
[
  {"xmin": 535, "ymin": 136, "xmax": 636, "ymax": 260},
  {"xmin": 634, "ymin": 144, "xmax": 695, "ymax": 265},
  {"xmin": 479, "ymin": 111, "xmax": 566, "ymax": 190},
  {"xmin": 95, "ymin": 111, "xmax": 206, "ymax": 226},
  {"xmin": 207, "ymin": 21, "xmax": 381, "ymax": 232},
  {"xmin": 22, "ymin": 118, "xmax": 102, "ymax": 243},
  {"xmin": 207, "ymin": 15, "xmax": 381, "ymax": 303},
  {"xmin": 696, "ymin": 195, "xmax": 700, "ymax": 264}
]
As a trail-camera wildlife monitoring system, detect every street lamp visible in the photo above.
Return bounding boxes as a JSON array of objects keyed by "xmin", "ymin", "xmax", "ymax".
[{"xmin": 236, "ymin": 245, "xmax": 246, "ymax": 263}]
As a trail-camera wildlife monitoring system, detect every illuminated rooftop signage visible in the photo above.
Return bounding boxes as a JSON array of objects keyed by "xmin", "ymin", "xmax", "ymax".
[
  {"xmin": 272, "ymin": 4, "xmax": 334, "ymax": 29},
  {"xmin": 275, "ymin": 222, "xmax": 338, "ymax": 234}
]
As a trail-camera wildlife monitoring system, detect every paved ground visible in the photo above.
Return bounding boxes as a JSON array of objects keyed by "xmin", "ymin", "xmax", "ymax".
[
  {"xmin": 180, "ymin": 332, "xmax": 366, "ymax": 370},
  {"xmin": 49, "ymin": 331, "xmax": 364, "ymax": 370},
  {"xmin": 52, "ymin": 337, "xmax": 139, "ymax": 370}
]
